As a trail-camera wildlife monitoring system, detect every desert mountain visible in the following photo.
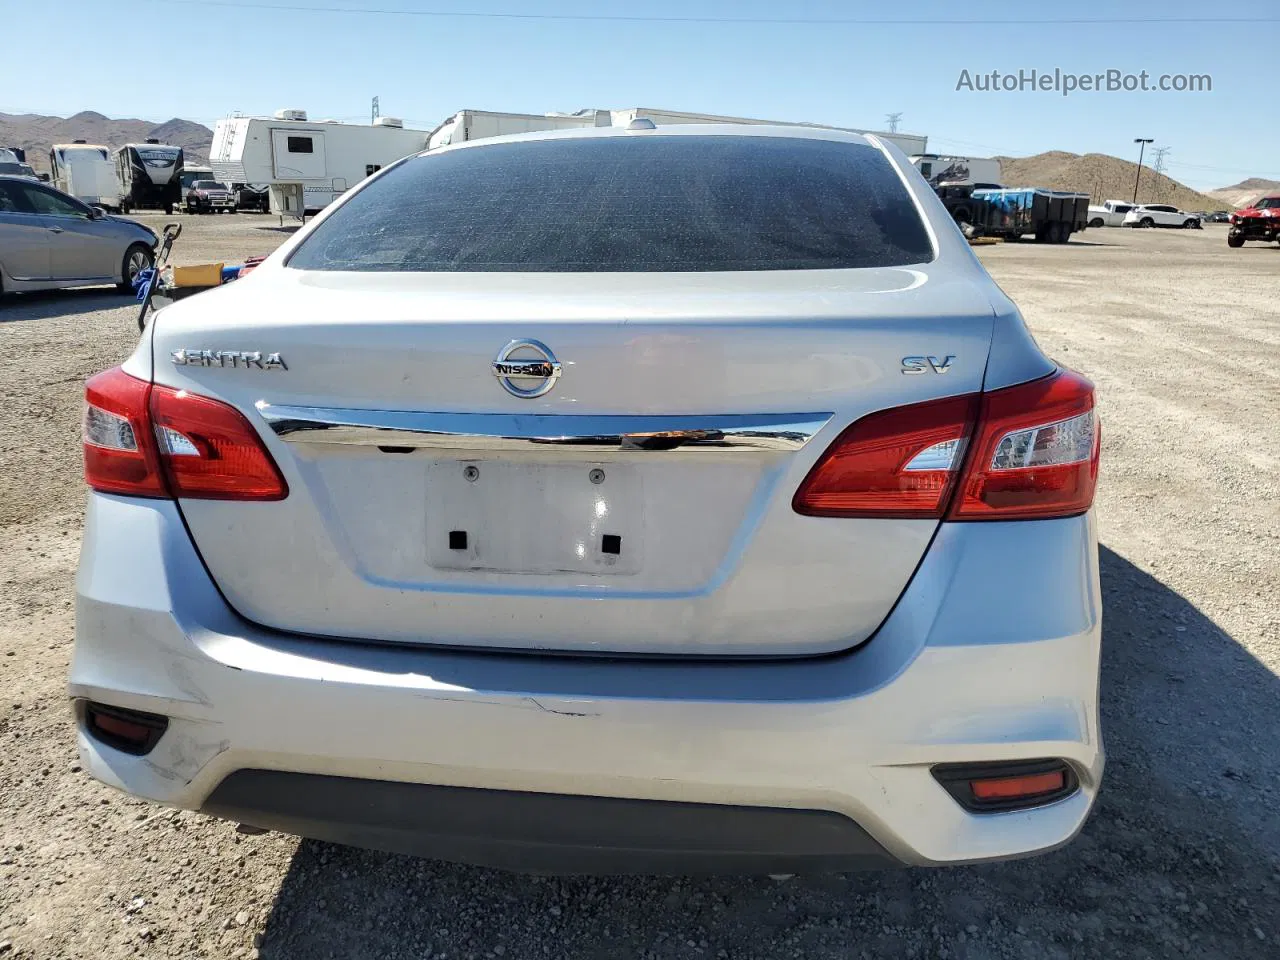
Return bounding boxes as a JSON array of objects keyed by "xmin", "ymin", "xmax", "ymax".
[
  {"xmin": 1206, "ymin": 177, "xmax": 1280, "ymax": 209},
  {"xmin": 0, "ymin": 111, "xmax": 213, "ymax": 173},
  {"xmin": 994, "ymin": 151, "xmax": 1229, "ymax": 211}
]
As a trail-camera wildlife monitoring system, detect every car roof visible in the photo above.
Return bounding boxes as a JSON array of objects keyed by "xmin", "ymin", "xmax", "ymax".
[{"xmin": 420, "ymin": 123, "xmax": 880, "ymax": 159}]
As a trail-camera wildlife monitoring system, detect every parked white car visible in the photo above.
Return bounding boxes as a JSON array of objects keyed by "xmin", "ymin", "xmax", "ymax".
[
  {"xmin": 1122, "ymin": 204, "xmax": 1202, "ymax": 229},
  {"xmin": 1087, "ymin": 199, "xmax": 1137, "ymax": 227}
]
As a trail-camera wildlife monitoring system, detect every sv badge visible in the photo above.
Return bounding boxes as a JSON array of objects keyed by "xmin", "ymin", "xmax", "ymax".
[{"xmin": 901, "ymin": 355, "xmax": 955, "ymax": 375}]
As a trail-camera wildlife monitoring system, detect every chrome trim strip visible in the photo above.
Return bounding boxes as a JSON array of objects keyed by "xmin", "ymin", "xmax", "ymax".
[{"xmin": 255, "ymin": 403, "xmax": 832, "ymax": 453}]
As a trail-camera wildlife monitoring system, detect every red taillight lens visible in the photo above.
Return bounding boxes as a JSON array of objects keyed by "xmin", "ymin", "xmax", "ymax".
[
  {"xmin": 83, "ymin": 367, "xmax": 168, "ymax": 497},
  {"xmin": 793, "ymin": 368, "xmax": 1099, "ymax": 522},
  {"xmin": 949, "ymin": 368, "xmax": 1098, "ymax": 520},
  {"xmin": 150, "ymin": 385, "xmax": 287, "ymax": 500},
  {"xmin": 83, "ymin": 367, "xmax": 287, "ymax": 501},
  {"xmin": 793, "ymin": 394, "xmax": 979, "ymax": 518}
]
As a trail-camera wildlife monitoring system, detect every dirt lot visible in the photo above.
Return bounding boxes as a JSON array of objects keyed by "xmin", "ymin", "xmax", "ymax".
[{"xmin": 1, "ymin": 216, "xmax": 1278, "ymax": 959}]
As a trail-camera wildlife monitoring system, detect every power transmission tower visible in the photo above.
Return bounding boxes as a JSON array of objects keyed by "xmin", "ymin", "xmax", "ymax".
[
  {"xmin": 885, "ymin": 112, "xmax": 902, "ymax": 134},
  {"xmin": 371, "ymin": 96, "xmax": 380, "ymax": 123},
  {"xmin": 1152, "ymin": 146, "xmax": 1170, "ymax": 177},
  {"xmin": 1151, "ymin": 147, "xmax": 1171, "ymax": 200}
]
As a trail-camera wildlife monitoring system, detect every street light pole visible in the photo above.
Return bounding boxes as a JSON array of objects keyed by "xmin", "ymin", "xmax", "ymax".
[{"xmin": 1133, "ymin": 138, "xmax": 1154, "ymax": 203}]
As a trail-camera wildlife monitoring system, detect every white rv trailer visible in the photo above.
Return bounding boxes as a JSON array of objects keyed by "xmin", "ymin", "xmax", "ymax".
[
  {"xmin": 210, "ymin": 110, "xmax": 431, "ymax": 217},
  {"xmin": 49, "ymin": 142, "xmax": 119, "ymax": 209},
  {"xmin": 426, "ymin": 109, "xmax": 606, "ymax": 151}
]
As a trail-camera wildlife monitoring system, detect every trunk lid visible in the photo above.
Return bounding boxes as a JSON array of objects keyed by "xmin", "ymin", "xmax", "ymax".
[{"xmin": 151, "ymin": 264, "xmax": 996, "ymax": 656}]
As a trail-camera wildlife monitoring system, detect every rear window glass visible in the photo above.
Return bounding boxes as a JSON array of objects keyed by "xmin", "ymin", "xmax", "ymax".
[{"xmin": 288, "ymin": 135, "xmax": 934, "ymax": 273}]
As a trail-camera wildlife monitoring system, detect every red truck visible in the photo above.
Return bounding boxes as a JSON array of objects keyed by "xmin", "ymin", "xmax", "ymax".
[{"xmin": 1227, "ymin": 195, "xmax": 1280, "ymax": 247}]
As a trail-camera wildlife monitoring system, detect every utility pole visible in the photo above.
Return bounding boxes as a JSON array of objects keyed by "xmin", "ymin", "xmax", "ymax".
[
  {"xmin": 371, "ymin": 96, "xmax": 380, "ymax": 124},
  {"xmin": 885, "ymin": 112, "xmax": 902, "ymax": 134},
  {"xmin": 1132, "ymin": 138, "xmax": 1154, "ymax": 203}
]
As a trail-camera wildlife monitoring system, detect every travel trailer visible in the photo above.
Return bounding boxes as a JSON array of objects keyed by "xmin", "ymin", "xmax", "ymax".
[
  {"xmin": 114, "ymin": 139, "xmax": 184, "ymax": 214},
  {"xmin": 210, "ymin": 110, "xmax": 431, "ymax": 217},
  {"xmin": 49, "ymin": 142, "xmax": 119, "ymax": 209}
]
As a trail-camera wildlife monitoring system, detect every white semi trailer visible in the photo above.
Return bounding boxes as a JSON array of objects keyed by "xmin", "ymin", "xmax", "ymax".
[
  {"xmin": 606, "ymin": 107, "xmax": 928, "ymax": 156},
  {"xmin": 426, "ymin": 110, "xmax": 605, "ymax": 150}
]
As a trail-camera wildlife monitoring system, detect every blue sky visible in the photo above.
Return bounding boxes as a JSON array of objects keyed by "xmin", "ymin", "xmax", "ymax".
[{"xmin": 4, "ymin": 0, "xmax": 1275, "ymax": 189}]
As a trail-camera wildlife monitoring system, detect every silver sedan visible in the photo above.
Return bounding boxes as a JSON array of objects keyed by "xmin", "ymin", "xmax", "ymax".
[
  {"xmin": 0, "ymin": 174, "xmax": 156, "ymax": 296},
  {"xmin": 71, "ymin": 126, "xmax": 1103, "ymax": 875}
]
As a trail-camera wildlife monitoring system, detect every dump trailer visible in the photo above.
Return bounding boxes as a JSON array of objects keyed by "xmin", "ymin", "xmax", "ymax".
[{"xmin": 963, "ymin": 187, "xmax": 1091, "ymax": 243}]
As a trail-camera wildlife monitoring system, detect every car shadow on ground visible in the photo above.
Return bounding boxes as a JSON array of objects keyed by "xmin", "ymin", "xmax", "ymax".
[
  {"xmin": 255, "ymin": 546, "xmax": 1279, "ymax": 960},
  {"xmin": 255, "ymin": 225, "xmax": 301, "ymax": 234},
  {"xmin": 0, "ymin": 287, "xmax": 133, "ymax": 322}
]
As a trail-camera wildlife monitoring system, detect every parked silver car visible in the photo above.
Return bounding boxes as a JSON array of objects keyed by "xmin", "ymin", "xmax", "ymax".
[
  {"xmin": 0, "ymin": 174, "xmax": 156, "ymax": 295},
  {"xmin": 72, "ymin": 127, "xmax": 1103, "ymax": 874}
]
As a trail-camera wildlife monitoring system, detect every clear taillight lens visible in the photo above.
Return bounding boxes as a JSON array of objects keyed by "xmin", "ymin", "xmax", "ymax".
[
  {"xmin": 83, "ymin": 368, "xmax": 167, "ymax": 497},
  {"xmin": 990, "ymin": 411, "xmax": 1095, "ymax": 471},
  {"xmin": 949, "ymin": 368, "xmax": 1099, "ymax": 520}
]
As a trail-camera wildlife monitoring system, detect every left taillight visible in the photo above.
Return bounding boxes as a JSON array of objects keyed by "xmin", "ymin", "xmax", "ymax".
[{"xmin": 83, "ymin": 366, "xmax": 287, "ymax": 501}]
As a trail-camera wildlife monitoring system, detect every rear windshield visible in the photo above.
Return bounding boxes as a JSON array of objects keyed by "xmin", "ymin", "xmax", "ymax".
[{"xmin": 288, "ymin": 135, "xmax": 935, "ymax": 272}]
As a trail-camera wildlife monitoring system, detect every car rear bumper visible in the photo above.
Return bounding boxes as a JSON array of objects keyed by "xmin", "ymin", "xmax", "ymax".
[
  {"xmin": 201, "ymin": 770, "xmax": 898, "ymax": 874},
  {"xmin": 71, "ymin": 493, "xmax": 1103, "ymax": 873}
]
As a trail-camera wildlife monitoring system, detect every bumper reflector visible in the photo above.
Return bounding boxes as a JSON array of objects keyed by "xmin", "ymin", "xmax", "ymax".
[
  {"xmin": 971, "ymin": 770, "xmax": 1066, "ymax": 802},
  {"xmin": 83, "ymin": 702, "xmax": 168, "ymax": 756},
  {"xmin": 932, "ymin": 759, "xmax": 1078, "ymax": 812}
]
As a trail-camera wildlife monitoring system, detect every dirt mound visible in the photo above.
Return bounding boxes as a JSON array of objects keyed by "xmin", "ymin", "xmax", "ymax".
[
  {"xmin": 994, "ymin": 151, "xmax": 1228, "ymax": 210},
  {"xmin": 1207, "ymin": 177, "xmax": 1280, "ymax": 209}
]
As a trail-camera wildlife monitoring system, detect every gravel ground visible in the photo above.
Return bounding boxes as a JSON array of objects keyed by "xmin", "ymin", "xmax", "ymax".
[{"xmin": 1, "ymin": 216, "xmax": 1277, "ymax": 959}]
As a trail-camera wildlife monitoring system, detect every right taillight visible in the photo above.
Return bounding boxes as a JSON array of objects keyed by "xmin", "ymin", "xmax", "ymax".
[
  {"xmin": 949, "ymin": 368, "xmax": 1099, "ymax": 520},
  {"xmin": 794, "ymin": 368, "xmax": 1099, "ymax": 522},
  {"xmin": 83, "ymin": 366, "xmax": 287, "ymax": 501}
]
